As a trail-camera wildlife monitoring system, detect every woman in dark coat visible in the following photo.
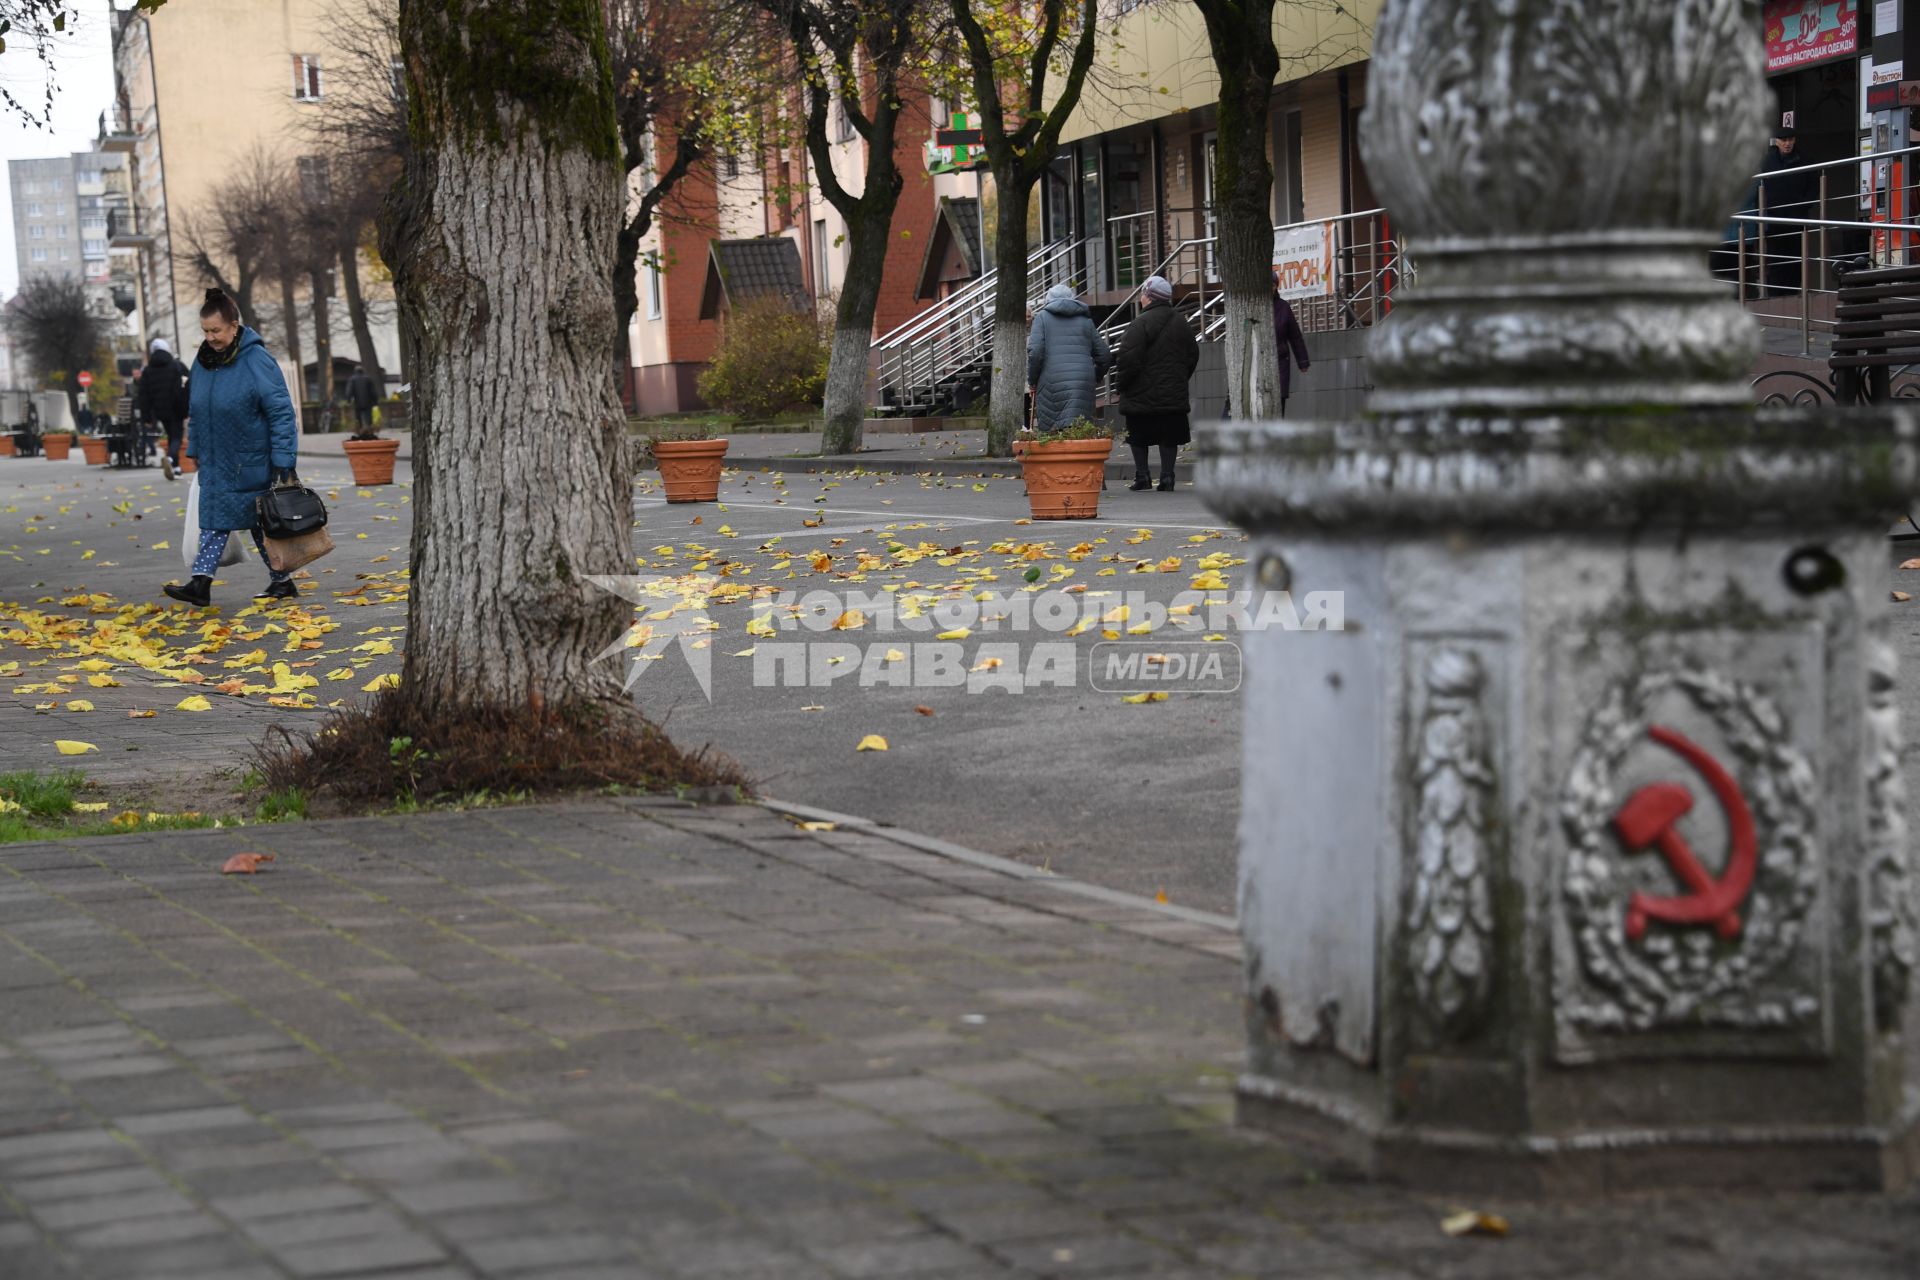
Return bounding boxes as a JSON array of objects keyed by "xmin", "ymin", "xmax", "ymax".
[
  {"xmin": 1113, "ymin": 275, "xmax": 1199, "ymax": 491},
  {"xmin": 1026, "ymin": 283, "xmax": 1112, "ymax": 430},
  {"xmin": 162, "ymin": 288, "xmax": 301, "ymax": 607}
]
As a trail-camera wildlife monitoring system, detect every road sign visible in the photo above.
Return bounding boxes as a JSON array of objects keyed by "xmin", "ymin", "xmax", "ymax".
[{"xmin": 76, "ymin": 371, "xmax": 93, "ymax": 389}]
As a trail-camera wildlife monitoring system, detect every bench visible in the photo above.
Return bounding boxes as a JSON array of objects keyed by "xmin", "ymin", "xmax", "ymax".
[
  {"xmin": 102, "ymin": 415, "xmax": 154, "ymax": 468},
  {"xmin": 1831, "ymin": 260, "xmax": 1920, "ymax": 404}
]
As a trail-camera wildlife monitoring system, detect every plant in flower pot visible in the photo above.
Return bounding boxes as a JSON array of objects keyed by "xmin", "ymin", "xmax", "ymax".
[
  {"xmin": 647, "ymin": 420, "xmax": 730, "ymax": 504},
  {"xmin": 78, "ymin": 433, "xmax": 110, "ymax": 465},
  {"xmin": 0, "ymin": 433, "xmax": 16, "ymax": 458},
  {"xmin": 1019, "ymin": 418, "xmax": 1115, "ymax": 520},
  {"xmin": 342, "ymin": 408, "xmax": 401, "ymax": 486},
  {"xmin": 40, "ymin": 430, "xmax": 73, "ymax": 461}
]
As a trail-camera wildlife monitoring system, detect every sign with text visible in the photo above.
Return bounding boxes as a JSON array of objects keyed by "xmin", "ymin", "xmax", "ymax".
[
  {"xmin": 1272, "ymin": 221, "xmax": 1335, "ymax": 300},
  {"xmin": 1764, "ymin": 0, "xmax": 1858, "ymax": 73}
]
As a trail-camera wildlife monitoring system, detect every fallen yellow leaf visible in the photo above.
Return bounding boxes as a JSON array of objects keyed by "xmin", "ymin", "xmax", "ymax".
[
  {"xmin": 1439, "ymin": 1210, "xmax": 1510, "ymax": 1239},
  {"xmin": 63, "ymin": 700, "xmax": 94, "ymax": 712},
  {"xmin": 175, "ymin": 695, "xmax": 212, "ymax": 712},
  {"xmin": 363, "ymin": 672, "xmax": 401, "ymax": 692},
  {"xmin": 856, "ymin": 734, "xmax": 889, "ymax": 752},
  {"xmin": 86, "ymin": 674, "xmax": 119, "ymax": 688},
  {"xmin": 831, "ymin": 609, "xmax": 866, "ymax": 630},
  {"xmin": 798, "ymin": 820, "xmax": 837, "ymax": 832},
  {"xmin": 1121, "ymin": 692, "xmax": 1170, "ymax": 705},
  {"xmin": 936, "ymin": 628, "xmax": 970, "ymax": 641},
  {"xmin": 54, "ymin": 740, "xmax": 97, "ymax": 755}
]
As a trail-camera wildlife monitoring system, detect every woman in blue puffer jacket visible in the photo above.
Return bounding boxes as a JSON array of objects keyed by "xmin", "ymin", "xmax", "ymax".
[{"xmin": 162, "ymin": 288, "xmax": 301, "ymax": 607}]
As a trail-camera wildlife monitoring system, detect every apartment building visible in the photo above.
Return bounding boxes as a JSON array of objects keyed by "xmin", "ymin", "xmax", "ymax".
[
  {"xmin": 106, "ymin": 0, "xmax": 400, "ymax": 398},
  {"xmin": 6, "ymin": 150, "xmax": 142, "ymax": 376}
]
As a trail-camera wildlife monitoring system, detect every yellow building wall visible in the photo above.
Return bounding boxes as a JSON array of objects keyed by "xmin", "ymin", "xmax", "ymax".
[{"xmin": 1058, "ymin": 1, "xmax": 1379, "ymax": 145}]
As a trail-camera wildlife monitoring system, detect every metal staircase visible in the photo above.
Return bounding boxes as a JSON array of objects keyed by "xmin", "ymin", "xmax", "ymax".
[{"xmin": 870, "ymin": 238, "xmax": 1086, "ymax": 417}]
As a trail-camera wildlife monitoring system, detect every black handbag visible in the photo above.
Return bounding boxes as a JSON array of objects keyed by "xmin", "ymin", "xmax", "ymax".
[{"xmin": 256, "ymin": 478, "xmax": 329, "ymax": 538}]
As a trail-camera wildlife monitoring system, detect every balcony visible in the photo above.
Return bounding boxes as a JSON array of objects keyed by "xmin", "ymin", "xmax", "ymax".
[
  {"xmin": 97, "ymin": 106, "xmax": 136, "ymax": 153},
  {"xmin": 107, "ymin": 208, "xmax": 153, "ymax": 249}
]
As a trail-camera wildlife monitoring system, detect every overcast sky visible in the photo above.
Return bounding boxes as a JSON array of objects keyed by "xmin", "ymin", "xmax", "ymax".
[{"xmin": 0, "ymin": 0, "xmax": 119, "ymax": 299}]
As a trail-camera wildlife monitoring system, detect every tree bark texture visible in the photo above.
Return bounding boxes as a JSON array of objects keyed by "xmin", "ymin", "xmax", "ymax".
[
  {"xmin": 275, "ymin": 262, "xmax": 304, "ymax": 404},
  {"xmin": 821, "ymin": 204, "xmax": 894, "ymax": 454},
  {"xmin": 338, "ymin": 240, "xmax": 387, "ymax": 390},
  {"xmin": 383, "ymin": 0, "xmax": 632, "ymax": 717},
  {"xmin": 309, "ymin": 265, "xmax": 335, "ymax": 416},
  {"xmin": 984, "ymin": 171, "xmax": 1033, "ymax": 455},
  {"xmin": 1202, "ymin": 0, "xmax": 1284, "ymax": 421}
]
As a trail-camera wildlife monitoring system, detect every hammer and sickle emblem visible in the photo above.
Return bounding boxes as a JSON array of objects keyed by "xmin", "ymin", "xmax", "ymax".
[{"xmin": 1609, "ymin": 725, "xmax": 1758, "ymax": 941}]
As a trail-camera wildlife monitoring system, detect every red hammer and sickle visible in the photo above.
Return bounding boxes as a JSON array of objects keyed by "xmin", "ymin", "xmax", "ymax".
[{"xmin": 1609, "ymin": 725, "xmax": 1758, "ymax": 941}]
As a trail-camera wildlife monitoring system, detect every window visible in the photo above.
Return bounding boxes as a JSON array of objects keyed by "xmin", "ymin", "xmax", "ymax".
[
  {"xmin": 51, "ymin": 178, "xmax": 63, "ymax": 194},
  {"xmin": 646, "ymin": 260, "xmax": 662, "ymax": 319},
  {"xmin": 54, "ymin": 224, "xmax": 68, "ymax": 239},
  {"xmin": 25, "ymin": 202, "xmax": 41, "ymax": 217},
  {"xmin": 831, "ymin": 97, "xmax": 855, "ymax": 144},
  {"xmin": 297, "ymin": 156, "xmax": 332, "ymax": 206},
  {"xmin": 77, "ymin": 170, "xmax": 99, "ymax": 186},
  {"xmin": 28, "ymin": 248, "xmax": 45, "ymax": 263},
  {"xmin": 57, "ymin": 247, "xmax": 70, "ymax": 261},
  {"xmin": 292, "ymin": 54, "xmax": 323, "ymax": 100},
  {"xmin": 28, "ymin": 225, "xmax": 43, "ymax": 240},
  {"xmin": 814, "ymin": 219, "xmax": 829, "ymax": 294},
  {"xmin": 389, "ymin": 55, "xmax": 404, "ymax": 101},
  {"xmin": 83, "ymin": 239, "xmax": 105, "ymax": 255},
  {"xmin": 22, "ymin": 181, "xmax": 39, "ymax": 195},
  {"xmin": 721, "ymin": 152, "xmax": 739, "ymax": 180}
]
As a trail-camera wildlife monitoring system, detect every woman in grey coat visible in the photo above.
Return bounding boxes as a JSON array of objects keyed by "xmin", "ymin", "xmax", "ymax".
[{"xmin": 1026, "ymin": 283, "xmax": 1112, "ymax": 430}]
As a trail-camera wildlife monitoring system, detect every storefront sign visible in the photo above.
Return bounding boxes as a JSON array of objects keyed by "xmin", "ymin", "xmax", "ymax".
[
  {"xmin": 1876, "ymin": 0, "xmax": 1899, "ymax": 35},
  {"xmin": 1272, "ymin": 221, "xmax": 1335, "ymax": 300},
  {"xmin": 1872, "ymin": 58, "xmax": 1905, "ymax": 84},
  {"xmin": 1764, "ymin": 0, "xmax": 1859, "ymax": 73}
]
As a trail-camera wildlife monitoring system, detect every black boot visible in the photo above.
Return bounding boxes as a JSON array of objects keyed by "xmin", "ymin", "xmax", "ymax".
[
  {"xmin": 1157, "ymin": 445, "xmax": 1178, "ymax": 491},
  {"xmin": 1128, "ymin": 442, "xmax": 1152, "ymax": 490},
  {"xmin": 163, "ymin": 576, "xmax": 212, "ymax": 607},
  {"xmin": 257, "ymin": 580, "xmax": 298, "ymax": 601}
]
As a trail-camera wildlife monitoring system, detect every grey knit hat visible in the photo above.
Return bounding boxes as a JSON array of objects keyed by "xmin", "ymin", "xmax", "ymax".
[{"xmin": 1143, "ymin": 275, "xmax": 1172, "ymax": 302}]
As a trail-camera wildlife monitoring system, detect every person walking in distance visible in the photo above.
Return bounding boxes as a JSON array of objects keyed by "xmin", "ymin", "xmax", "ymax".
[
  {"xmin": 161, "ymin": 289, "xmax": 301, "ymax": 607},
  {"xmin": 1272, "ymin": 270, "xmax": 1311, "ymax": 417},
  {"xmin": 1113, "ymin": 275, "xmax": 1199, "ymax": 491},
  {"xmin": 344, "ymin": 364, "xmax": 379, "ymax": 436},
  {"xmin": 1027, "ymin": 283, "xmax": 1113, "ymax": 430},
  {"xmin": 137, "ymin": 336, "xmax": 191, "ymax": 480}
]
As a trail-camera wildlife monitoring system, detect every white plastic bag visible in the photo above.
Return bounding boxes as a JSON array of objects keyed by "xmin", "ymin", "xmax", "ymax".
[{"xmin": 182, "ymin": 474, "xmax": 245, "ymax": 571}]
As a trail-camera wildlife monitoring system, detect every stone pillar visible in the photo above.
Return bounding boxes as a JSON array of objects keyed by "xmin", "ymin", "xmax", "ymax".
[{"xmin": 1200, "ymin": 0, "xmax": 1920, "ymax": 1192}]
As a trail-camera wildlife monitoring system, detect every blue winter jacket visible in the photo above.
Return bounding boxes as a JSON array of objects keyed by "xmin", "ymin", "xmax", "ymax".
[
  {"xmin": 1026, "ymin": 287, "xmax": 1112, "ymax": 430},
  {"xmin": 186, "ymin": 327, "xmax": 298, "ymax": 531}
]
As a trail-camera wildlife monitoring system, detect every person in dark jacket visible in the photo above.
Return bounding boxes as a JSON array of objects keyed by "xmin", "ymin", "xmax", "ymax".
[
  {"xmin": 1757, "ymin": 127, "xmax": 1817, "ymax": 295},
  {"xmin": 1027, "ymin": 283, "xmax": 1112, "ymax": 430},
  {"xmin": 1272, "ymin": 272, "xmax": 1311, "ymax": 414},
  {"xmin": 1113, "ymin": 275, "xmax": 1199, "ymax": 491},
  {"xmin": 75, "ymin": 401, "xmax": 94, "ymax": 434},
  {"xmin": 344, "ymin": 365, "xmax": 379, "ymax": 435},
  {"xmin": 136, "ymin": 336, "xmax": 191, "ymax": 480},
  {"xmin": 162, "ymin": 288, "xmax": 301, "ymax": 608}
]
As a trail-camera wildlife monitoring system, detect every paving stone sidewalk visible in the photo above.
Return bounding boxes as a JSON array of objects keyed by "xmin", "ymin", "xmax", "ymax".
[{"xmin": 0, "ymin": 798, "xmax": 1915, "ymax": 1280}]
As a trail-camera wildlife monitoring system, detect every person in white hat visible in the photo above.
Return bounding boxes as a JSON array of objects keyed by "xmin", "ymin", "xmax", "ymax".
[{"xmin": 136, "ymin": 335, "xmax": 191, "ymax": 480}]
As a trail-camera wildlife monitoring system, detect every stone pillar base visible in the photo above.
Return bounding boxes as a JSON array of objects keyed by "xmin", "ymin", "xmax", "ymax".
[
  {"xmin": 1200, "ymin": 408, "xmax": 1920, "ymax": 1196},
  {"xmin": 1237, "ymin": 1075, "xmax": 1920, "ymax": 1195}
]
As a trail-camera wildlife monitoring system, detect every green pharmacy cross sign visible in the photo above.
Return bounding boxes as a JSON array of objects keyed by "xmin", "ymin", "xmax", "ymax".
[{"xmin": 928, "ymin": 111, "xmax": 986, "ymax": 174}]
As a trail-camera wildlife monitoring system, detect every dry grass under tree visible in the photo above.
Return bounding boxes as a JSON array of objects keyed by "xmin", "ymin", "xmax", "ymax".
[{"xmin": 256, "ymin": 693, "xmax": 749, "ymax": 808}]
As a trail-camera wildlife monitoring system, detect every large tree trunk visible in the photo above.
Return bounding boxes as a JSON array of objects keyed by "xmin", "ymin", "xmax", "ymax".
[
  {"xmin": 338, "ymin": 241, "xmax": 387, "ymax": 390},
  {"xmin": 984, "ymin": 167, "xmax": 1032, "ymax": 457},
  {"xmin": 820, "ymin": 205, "xmax": 890, "ymax": 455},
  {"xmin": 383, "ymin": 0, "xmax": 631, "ymax": 718},
  {"xmin": 1207, "ymin": 4, "xmax": 1283, "ymax": 421}
]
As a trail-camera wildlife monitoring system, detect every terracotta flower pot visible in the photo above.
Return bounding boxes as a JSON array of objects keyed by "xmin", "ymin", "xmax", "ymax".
[
  {"xmin": 41, "ymin": 435, "xmax": 72, "ymax": 461},
  {"xmin": 1020, "ymin": 437, "xmax": 1113, "ymax": 520},
  {"xmin": 0, "ymin": 435, "xmax": 15, "ymax": 457},
  {"xmin": 343, "ymin": 437, "xmax": 401, "ymax": 486},
  {"xmin": 653, "ymin": 438, "xmax": 730, "ymax": 503},
  {"xmin": 79, "ymin": 435, "xmax": 110, "ymax": 465}
]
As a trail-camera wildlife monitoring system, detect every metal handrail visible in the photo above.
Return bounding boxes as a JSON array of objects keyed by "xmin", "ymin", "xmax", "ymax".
[{"xmin": 872, "ymin": 237, "xmax": 1083, "ymax": 349}]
